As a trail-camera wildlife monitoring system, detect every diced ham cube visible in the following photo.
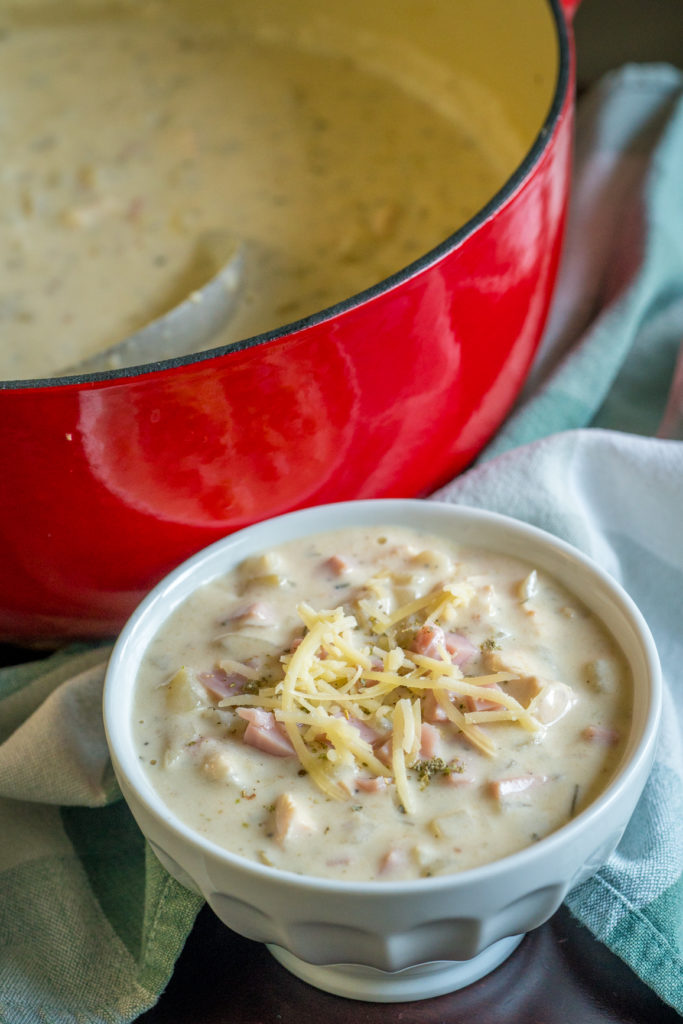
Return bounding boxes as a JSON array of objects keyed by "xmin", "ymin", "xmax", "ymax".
[
  {"xmin": 375, "ymin": 738, "xmax": 393, "ymax": 767},
  {"xmin": 582, "ymin": 724, "xmax": 621, "ymax": 745},
  {"xmin": 490, "ymin": 774, "xmax": 548, "ymax": 801},
  {"xmin": 198, "ymin": 667, "xmax": 249, "ymax": 700},
  {"xmin": 422, "ymin": 689, "xmax": 449, "ymax": 723},
  {"xmin": 412, "ymin": 624, "xmax": 446, "ymax": 658},
  {"xmin": 324, "ymin": 554, "xmax": 354, "ymax": 576},
  {"xmin": 354, "ymin": 775, "xmax": 389, "ymax": 794},
  {"xmin": 413, "ymin": 626, "xmax": 476, "ymax": 669},
  {"xmin": 327, "ymin": 709, "xmax": 384, "ymax": 746},
  {"xmin": 347, "ymin": 714, "xmax": 384, "ymax": 746},
  {"xmin": 464, "ymin": 683, "xmax": 502, "ymax": 713},
  {"xmin": 419, "ymin": 722, "xmax": 441, "ymax": 759},
  {"xmin": 444, "ymin": 632, "xmax": 477, "ymax": 667},
  {"xmin": 223, "ymin": 601, "xmax": 276, "ymax": 628},
  {"xmin": 237, "ymin": 707, "xmax": 295, "ymax": 757}
]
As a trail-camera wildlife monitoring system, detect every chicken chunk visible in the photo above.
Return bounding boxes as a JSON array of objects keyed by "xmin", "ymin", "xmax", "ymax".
[{"xmin": 272, "ymin": 792, "xmax": 315, "ymax": 845}]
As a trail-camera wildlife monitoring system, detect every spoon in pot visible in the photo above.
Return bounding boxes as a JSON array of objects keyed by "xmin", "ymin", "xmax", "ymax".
[{"xmin": 59, "ymin": 232, "xmax": 244, "ymax": 376}]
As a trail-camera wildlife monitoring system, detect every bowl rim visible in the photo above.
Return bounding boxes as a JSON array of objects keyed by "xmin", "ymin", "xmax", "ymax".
[
  {"xmin": 104, "ymin": 498, "xmax": 662, "ymax": 894},
  {"xmin": 5, "ymin": 0, "xmax": 571, "ymax": 391}
]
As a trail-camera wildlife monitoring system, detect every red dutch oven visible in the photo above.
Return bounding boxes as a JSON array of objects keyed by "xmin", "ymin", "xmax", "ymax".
[{"xmin": 0, "ymin": 0, "xmax": 580, "ymax": 643}]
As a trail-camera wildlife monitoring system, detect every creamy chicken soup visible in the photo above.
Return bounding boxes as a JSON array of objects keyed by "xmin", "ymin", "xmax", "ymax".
[
  {"xmin": 133, "ymin": 526, "xmax": 631, "ymax": 881},
  {"xmin": 0, "ymin": 3, "xmax": 521, "ymax": 381}
]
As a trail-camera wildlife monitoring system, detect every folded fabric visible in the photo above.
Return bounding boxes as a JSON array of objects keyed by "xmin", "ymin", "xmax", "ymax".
[
  {"xmin": 0, "ymin": 646, "xmax": 204, "ymax": 1024},
  {"xmin": 1, "ymin": 63, "xmax": 683, "ymax": 1022},
  {"xmin": 434, "ymin": 64, "xmax": 683, "ymax": 1012},
  {"xmin": 490, "ymin": 63, "xmax": 683, "ymax": 450},
  {"xmin": 436, "ymin": 431, "xmax": 683, "ymax": 1014}
]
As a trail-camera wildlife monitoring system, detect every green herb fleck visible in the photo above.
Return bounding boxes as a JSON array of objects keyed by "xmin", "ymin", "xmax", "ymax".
[
  {"xmin": 411, "ymin": 757, "xmax": 454, "ymax": 789},
  {"xmin": 570, "ymin": 784, "xmax": 580, "ymax": 816}
]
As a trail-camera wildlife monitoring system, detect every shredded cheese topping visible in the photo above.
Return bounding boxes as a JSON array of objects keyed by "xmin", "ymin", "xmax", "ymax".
[{"xmin": 218, "ymin": 587, "xmax": 544, "ymax": 811}]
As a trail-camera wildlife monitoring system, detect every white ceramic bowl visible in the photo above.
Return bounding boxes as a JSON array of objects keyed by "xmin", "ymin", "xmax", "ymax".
[{"xmin": 103, "ymin": 499, "xmax": 661, "ymax": 1002}]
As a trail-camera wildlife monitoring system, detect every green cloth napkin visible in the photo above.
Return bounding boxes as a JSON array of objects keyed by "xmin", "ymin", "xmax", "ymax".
[
  {"xmin": 0, "ymin": 646, "xmax": 203, "ymax": 1023},
  {"xmin": 2, "ymin": 64, "xmax": 683, "ymax": 1021}
]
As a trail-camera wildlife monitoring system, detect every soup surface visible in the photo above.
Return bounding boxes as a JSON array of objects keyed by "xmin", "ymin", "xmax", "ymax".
[
  {"xmin": 0, "ymin": 3, "xmax": 520, "ymax": 381},
  {"xmin": 133, "ymin": 525, "xmax": 631, "ymax": 881}
]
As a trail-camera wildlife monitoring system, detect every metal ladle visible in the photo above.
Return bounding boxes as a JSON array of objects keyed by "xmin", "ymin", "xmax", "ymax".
[{"xmin": 60, "ymin": 233, "xmax": 244, "ymax": 376}]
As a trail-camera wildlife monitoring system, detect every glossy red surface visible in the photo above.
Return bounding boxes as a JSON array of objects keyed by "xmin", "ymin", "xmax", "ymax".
[{"xmin": 0, "ymin": 4, "xmax": 575, "ymax": 643}]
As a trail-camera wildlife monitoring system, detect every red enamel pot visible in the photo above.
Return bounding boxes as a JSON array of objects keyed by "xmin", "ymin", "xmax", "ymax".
[{"xmin": 0, "ymin": 0, "xmax": 580, "ymax": 643}]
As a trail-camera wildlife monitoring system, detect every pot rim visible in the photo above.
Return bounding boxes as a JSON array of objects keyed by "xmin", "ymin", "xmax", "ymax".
[{"xmin": 3, "ymin": 0, "xmax": 571, "ymax": 392}]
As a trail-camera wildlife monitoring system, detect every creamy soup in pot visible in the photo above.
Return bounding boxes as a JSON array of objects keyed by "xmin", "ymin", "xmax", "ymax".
[
  {"xmin": 0, "ymin": 2, "xmax": 524, "ymax": 381},
  {"xmin": 133, "ymin": 525, "xmax": 631, "ymax": 881}
]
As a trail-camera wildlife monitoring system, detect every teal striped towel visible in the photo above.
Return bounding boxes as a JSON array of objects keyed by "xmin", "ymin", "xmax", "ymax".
[
  {"xmin": 1, "ymin": 63, "xmax": 683, "ymax": 1021},
  {"xmin": 0, "ymin": 645, "xmax": 203, "ymax": 1023},
  {"xmin": 435, "ymin": 63, "xmax": 683, "ymax": 1013}
]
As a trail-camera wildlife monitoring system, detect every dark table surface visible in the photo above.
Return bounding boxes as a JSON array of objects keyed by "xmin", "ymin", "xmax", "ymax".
[{"xmin": 139, "ymin": 904, "xmax": 679, "ymax": 1023}]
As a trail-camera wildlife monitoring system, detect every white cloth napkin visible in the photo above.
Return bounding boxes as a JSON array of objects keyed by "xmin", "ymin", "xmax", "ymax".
[{"xmin": 434, "ymin": 63, "xmax": 683, "ymax": 1012}]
